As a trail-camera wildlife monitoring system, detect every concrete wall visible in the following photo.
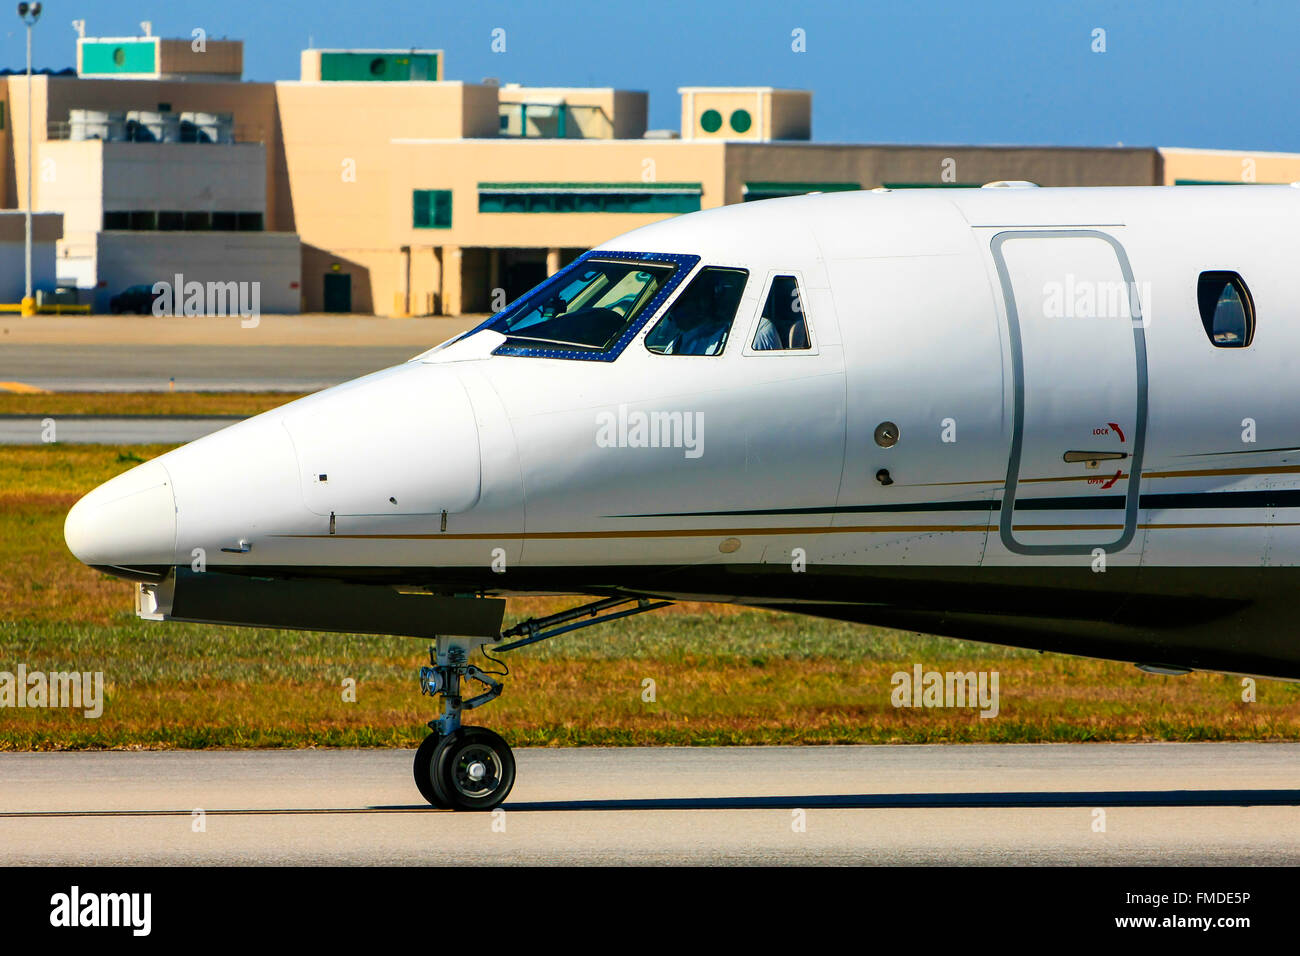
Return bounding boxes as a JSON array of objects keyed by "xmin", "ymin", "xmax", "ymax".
[
  {"xmin": 4, "ymin": 75, "xmax": 285, "ymax": 230},
  {"xmin": 39, "ymin": 140, "xmax": 266, "ymax": 222},
  {"xmin": 94, "ymin": 231, "xmax": 301, "ymax": 313},
  {"xmin": 722, "ymin": 143, "xmax": 1163, "ymax": 203},
  {"xmin": 158, "ymin": 39, "xmax": 243, "ymax": 79},
  {"xmin": 0, "ymin": 210, "xmax": 62, "ymax": 301}
]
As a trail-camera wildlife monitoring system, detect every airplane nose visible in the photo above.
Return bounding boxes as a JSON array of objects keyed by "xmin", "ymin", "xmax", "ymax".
[{"xmin": 64, "ymin": 459, "xmax": 177, "ymax": 574}]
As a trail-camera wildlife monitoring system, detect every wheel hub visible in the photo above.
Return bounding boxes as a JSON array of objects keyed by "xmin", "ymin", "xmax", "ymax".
[{"xmin": 452, "ymin": 744, "xmax": 501, "ymax": 798}]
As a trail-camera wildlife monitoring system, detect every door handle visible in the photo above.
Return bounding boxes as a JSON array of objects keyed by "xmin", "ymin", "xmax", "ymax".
[{"xmin": 1063, "ymin": 450, "xmax": 1127, "ymax": 469}]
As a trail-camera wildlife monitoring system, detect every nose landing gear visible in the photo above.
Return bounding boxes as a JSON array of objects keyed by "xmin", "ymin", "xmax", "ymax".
[
  {"xmin": 411, "ymin": 598, "xmax": 672, "ymax": 811},
  {"xmin": 413, "ymin": 636, "xmax": 515, "ymax": 811}
]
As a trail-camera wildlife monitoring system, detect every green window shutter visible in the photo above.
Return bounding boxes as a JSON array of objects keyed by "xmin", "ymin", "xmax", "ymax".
[
  {"xmin": 476, "ymin": 182, "xmax": 702, "ymax": 214},
  {"xmin": 414, "ymin": 190, "xmax": 452, "ymax": 228},
  {"xmin": 413, "ymin": 190, "xmax": 431, "ymax": 227},
  {"xmin": 433, "ymin": 190, "xmax": 452, "ymax": 227}
]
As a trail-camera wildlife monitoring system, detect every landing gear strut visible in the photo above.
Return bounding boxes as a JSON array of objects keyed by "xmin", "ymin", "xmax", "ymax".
[
  {"xmin": 413, "ymin": 636, "xmax": 515, "ymax": 811},
  {"xmin": 412, "ymin": 597, "xmax": 672, "ymax": 810}
]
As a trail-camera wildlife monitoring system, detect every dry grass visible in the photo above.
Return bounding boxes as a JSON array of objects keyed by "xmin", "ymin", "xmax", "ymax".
[{"xmin": 2, "ymin": 441, "xmax": 1298, "ymax": 749}]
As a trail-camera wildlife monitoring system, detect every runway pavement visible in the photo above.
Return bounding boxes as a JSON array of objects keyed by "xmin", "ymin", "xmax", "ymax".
[
  {"xmin": 0, "ymin": 345, "xmax": 424, "ymax": 392},
  {"xmin": 0, "ymin": 416, "xmax": 242, "ymax": 444},
  {"xmin": 2, "ymin": 743, "xmax": 1296, "ymax": 865},
  {"xmin": 0, "ymin": 315, "xmax": 483, "ymax": 392}
]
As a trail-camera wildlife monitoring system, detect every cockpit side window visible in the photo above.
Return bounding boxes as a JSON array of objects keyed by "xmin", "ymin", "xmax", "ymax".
[
  {"xmin": 644, "ymin": 267, "xmax": 749, "ymax": 356},
  {"xmin": 752, "ymin": 276, "xmax": 811, "ymax": 351},
  {"xmin": 487, "ymin": 258, "xmax": 676, "ymax": 352}
]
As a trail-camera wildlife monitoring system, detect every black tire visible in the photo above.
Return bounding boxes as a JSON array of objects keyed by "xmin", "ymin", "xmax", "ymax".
[
  {"xmin": 413, "ymin": 732, "xmax": 449, "ymax": 808},
  {"xmin": 432, "ymin": 727, "xmax": 515, "ymax": 811}
]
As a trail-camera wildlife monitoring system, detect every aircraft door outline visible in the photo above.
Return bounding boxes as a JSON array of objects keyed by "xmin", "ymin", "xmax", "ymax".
[{"xmin": 989, "ymin": 229, "xmax": 1149, "ymax": 556}]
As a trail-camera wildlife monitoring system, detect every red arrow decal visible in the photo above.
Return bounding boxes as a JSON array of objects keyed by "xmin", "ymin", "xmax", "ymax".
[
  {"xmin": 1108, "ymin": 422, "xmax": 1126, "ymax": 443},
  {"xmin": 1101, "ymin": 470, "xmax": 1122, "ymax": 490}
]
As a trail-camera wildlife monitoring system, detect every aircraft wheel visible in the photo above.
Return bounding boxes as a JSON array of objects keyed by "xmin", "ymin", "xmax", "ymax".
[
  {"xmin": 432, "ymin": 727, "xmax": 516, "ymax": 811},
  {"xmin": 413, "ymin": 732, "xmax": 450, "ymax": 808}
]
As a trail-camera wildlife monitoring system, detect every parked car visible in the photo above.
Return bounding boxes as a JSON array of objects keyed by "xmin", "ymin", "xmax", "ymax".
[{"xmin": 109, "ymin": 284, "xmax": 162, "ymax": 315}]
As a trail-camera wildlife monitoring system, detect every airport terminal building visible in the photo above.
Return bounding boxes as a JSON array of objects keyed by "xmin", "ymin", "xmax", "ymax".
[{"xmin": 2, "ymin": 33, "xmax": 1298, "ymax": 315}]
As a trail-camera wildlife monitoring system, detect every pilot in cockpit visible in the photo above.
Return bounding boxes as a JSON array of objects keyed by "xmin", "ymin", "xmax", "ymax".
[{"xmin": 652, "ymin": 273, "xmax": 738, "ymax": 355}]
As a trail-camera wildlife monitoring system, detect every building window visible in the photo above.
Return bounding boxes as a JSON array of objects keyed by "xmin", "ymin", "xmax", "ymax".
[
  {"xmin": 1197, "ymin": 271, "xmax": 1255, "ymax": 347},
  {"xmin": 102, "ymin": 210, "xmax": 262, "ymax": 232},
  {"xmin": 730, "ymin": 109, "xmax": 752, "ymax": 133},
  {"xmin": 700, "ymin": 109, "xmax": 722, "ymax": 133},
  {"xmin": 478, "ymin": 183, "xmax": 702, "ymax": 214},
  {"xmin": 413, "ymin": 189, "xmax": 453, "ymax": 228}
]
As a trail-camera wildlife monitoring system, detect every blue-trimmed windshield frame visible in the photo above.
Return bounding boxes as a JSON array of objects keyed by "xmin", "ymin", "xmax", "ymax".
[{"xmin": 461, "ymin": 250, "xmax": 701, "ymax": 362}]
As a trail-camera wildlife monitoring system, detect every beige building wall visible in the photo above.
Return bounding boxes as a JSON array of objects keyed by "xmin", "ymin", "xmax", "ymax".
[
  {"xmin": 285, "ymin": 134, "xmax": 727, "ymax": 314},
  {"xmin": 1158, "ymin": 147, "xmax": 1300, "ymax": 185},
  {"xmin": 22, "ymin": 65, "xmax": 1300, "ymax": 318},
  {"xmin": 499, "ymin": 87, "xmax": 649, "ymax": 139},
  {"xmin": 680, "ymin": 88, "xmax": 810, "ymax": 141},
  {"xmin": 35, "ymin": 142, "xmax": 104, "ymax": 234}
]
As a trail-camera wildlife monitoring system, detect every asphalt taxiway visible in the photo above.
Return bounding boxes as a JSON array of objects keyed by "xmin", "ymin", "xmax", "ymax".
[
  {"xmin": 1, "ymin": 743, "xmax": 1296, "ymax": 865},
  {"xmin": 0, "ymin": 315, "xmax": 479, "ymax": 392},
  {"xmin": 0, "ymin": 416, "xmax": 242, "ymax": 444}
]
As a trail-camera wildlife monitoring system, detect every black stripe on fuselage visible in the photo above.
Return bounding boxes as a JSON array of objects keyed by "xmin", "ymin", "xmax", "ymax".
[{"xmin": 613, "ymin": 488, "xmax": 1300, "ymax": 519}]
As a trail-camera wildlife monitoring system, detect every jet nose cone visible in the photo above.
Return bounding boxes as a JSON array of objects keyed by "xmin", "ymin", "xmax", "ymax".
[{"xmin": 64, "ymin": 460, "xmax": 177, "ymax": 575}]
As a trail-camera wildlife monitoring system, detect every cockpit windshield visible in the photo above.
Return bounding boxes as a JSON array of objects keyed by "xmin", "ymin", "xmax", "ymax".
[{"xmin": 486, "ymin": 258, "xmax": 677, "ymax": 352}]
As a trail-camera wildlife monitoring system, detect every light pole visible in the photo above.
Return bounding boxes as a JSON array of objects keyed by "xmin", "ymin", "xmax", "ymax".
[{"xmin": 17, "ymin": 2, "xmax": 41, "ymax": 316}]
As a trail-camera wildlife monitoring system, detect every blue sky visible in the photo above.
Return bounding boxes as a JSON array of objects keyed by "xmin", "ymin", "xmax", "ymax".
[{"xmin": 4, "ymin": 0, "xmax": 1297, "ymax": 151}]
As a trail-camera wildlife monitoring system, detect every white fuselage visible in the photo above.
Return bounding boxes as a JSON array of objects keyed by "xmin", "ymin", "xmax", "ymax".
[{"xmin": 65, "ymin": 185, "xmax": 1300, "ymax": 678}]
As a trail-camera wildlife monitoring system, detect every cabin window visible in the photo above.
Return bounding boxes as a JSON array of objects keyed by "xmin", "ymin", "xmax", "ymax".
[
  {"xmin": 752, "ymin": 275, "xmax": 810, "ymax": 350},
  {"xmin": 1197, "ymin": 271, "xmax": 1254, "ymax": 347},
  {"xmin": 487, "ymin": 258, "xmax": 676, "ymax": 352},
  {"xmin": 644, "ymin": 267, "xmax": 749, "ymax": 356}
]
